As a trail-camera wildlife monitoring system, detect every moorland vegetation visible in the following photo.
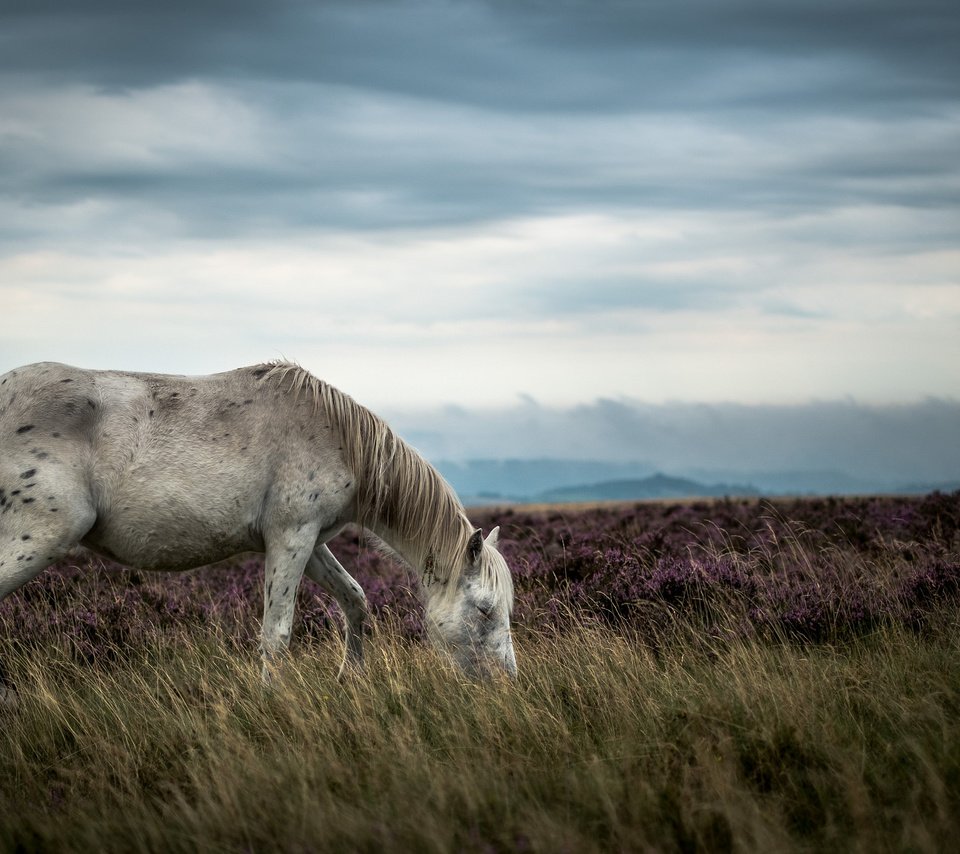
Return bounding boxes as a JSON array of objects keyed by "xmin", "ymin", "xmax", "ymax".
[{"xmin": 2, "ymin": 493, "xmax": 959, "ymax": 851}]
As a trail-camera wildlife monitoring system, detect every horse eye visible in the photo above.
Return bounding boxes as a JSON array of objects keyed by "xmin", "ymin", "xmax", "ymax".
[{"xmin": 477, "ymin": 603, "xmax": 493, "ymax": 619}]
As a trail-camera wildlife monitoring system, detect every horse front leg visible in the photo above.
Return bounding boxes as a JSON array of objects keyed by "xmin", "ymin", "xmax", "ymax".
[
  {"xmin": 260, "ymin": 529, "xmax": 317, "ymax": 685},
  {"xmin": 305, "ymin": 544, "xmax": 368, "ymax": 679}
]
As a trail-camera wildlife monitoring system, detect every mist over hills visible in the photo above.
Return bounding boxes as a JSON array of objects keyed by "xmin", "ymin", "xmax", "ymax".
[
  {"xmin": 393, "ymin": 397, "xmax": 960, "ymax": 503},
  {"xmin": 435, "ymin": 460, "xmax": 656, "ymax": 499},
  {"xmin": 435, "ymin": 459, "xmax": 959, "ymax": 505}
]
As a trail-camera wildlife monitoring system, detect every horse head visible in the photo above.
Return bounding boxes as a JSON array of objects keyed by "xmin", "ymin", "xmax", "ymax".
[{"xmin": 423, "ymin": 527, "xmax": 517, "ymax": 678}]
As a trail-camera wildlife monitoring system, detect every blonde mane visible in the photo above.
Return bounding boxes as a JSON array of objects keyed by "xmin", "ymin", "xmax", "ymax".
[{"xmin": 259, "ymin": 362, "xmax": 508, "ymax": 599}]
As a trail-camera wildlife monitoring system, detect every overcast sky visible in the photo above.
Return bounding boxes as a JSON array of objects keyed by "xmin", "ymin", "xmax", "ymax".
[{"xmin": 1, "ymin": 1, "xmax": 958, "ymax": 472}]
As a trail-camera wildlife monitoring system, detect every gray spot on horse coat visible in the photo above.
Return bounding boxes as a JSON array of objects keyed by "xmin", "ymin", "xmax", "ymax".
[
  {"xmin": 20, "ymin": 469, "xmax": 36, "ymax": 479},
  {"xmin": 16, "ymin": 425, "xmax": 34, "ymax": 434},
  {"xmin": 22, "ymin": 498, "xmax": 35, "ymax": 504}
]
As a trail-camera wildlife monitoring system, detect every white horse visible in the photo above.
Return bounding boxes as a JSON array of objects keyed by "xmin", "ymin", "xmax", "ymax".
[{"xmin": 0, "ymin": 361, "xmax": 515, "ymax": 698}]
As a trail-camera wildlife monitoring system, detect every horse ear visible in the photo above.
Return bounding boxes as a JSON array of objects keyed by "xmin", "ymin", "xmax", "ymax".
[
  {"xmin": 485, "ymin": 526, "xmax": 500, "ymax": 548},
  {"xmin": 467, "ymin": 528, "xmax": 484, "ymax": 566}
]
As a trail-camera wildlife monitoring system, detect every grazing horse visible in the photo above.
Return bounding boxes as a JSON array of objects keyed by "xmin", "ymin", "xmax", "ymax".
[{"xmin": 0, "ymin": 361, "xmax": 515, "ymax": 697}]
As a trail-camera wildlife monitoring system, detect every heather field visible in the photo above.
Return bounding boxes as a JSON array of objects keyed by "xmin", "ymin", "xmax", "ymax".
[{"xmin": 2, "ymin": 492, "xmax": 960, "ymax": 852}]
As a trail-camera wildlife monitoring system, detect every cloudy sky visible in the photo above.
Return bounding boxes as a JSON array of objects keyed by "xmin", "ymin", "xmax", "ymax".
[{"xmin": 1, "ymin": 1, "xmax": 958, "ymax": 474}]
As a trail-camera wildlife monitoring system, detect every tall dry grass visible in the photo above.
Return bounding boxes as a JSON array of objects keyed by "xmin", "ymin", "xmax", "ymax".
[{"xmin": 2, "ymin": 614, "xmax": 959, "ymax": 852}]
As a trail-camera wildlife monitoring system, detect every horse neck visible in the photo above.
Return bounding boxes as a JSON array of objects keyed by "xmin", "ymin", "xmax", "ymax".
[
  {"xmin": 359, "ymin": 478, "xmax": 472, "ymax": 590},
  {"xmin": 364, "ymin": 508, "xmax": 471, "ymax": 587},
  {"xmin": 318, "ymin": 377, "xmax": 471, "ymax": 583}
]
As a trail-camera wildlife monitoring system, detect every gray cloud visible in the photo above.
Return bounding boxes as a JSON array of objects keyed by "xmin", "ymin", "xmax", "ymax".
[
  {"xmin": 3, "ymin": 89, "xmax": 956, "ymax": 250},
  {"xmin": 387, "ymin": 397, "xmax": 960, "ymax": 488},
  {"xmin": 2, "ymin": 0, "xmax": 958, "ymax": 249},
  {"xmin": 3, "ymin": 1, "xmax": 957, "ymax": 112}
]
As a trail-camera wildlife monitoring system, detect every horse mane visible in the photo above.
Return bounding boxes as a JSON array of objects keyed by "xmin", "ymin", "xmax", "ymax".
[{"xmin": 257, "ymin": 362, "xmax": 509, "ymax": 602}]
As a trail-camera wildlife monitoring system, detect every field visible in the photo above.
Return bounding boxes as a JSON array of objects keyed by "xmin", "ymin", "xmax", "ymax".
[{"xmin": 2, "ymin": 493, "xmax": 959, "ymax": 852}]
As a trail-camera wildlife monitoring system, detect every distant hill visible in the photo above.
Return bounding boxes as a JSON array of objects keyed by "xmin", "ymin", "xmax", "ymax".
[
  {"xmin": 896, "ymin": 480, "xmax": 960, "ymax": 495},
  {"xmin": 535, "ymin": 473, "xmax": 760, "ymax": 503},
  {"xmin": 436, "ymin": 458, "xmax": 957, "ymax": 504},
  {"xmin": 685, "ymin": 469, "xmax": 887, "ymax": 496},
  {"xmin": 436, "ymin": 459, "xmax": 656, "ymax": 498}
]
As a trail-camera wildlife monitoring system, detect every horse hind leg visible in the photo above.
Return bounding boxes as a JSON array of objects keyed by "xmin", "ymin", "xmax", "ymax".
[
  {"xmin": 0, "ymin": 480, "xmax": 96, "ymax": 703},
  {"xmin": 305, "ymin": 544, "xmax": 368, "ymax": 679},
  {"xmin": 0, "ymin": 491, "xmax": 96, "ymax": 598}
]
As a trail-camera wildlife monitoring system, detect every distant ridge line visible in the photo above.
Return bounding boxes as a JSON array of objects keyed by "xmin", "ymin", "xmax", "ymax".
[
  {"xmin": 434, "ymin": 459, "xmax": 959, "ymax": 504},
  {"xmin": 534, "ymin": 473, "xmax": 760, "ymax": 503}
]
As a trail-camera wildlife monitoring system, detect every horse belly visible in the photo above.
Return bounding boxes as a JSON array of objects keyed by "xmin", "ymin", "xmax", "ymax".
[{"xmin": 82, "ymin": 491, "xmax": 263, "ymax": 571}]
